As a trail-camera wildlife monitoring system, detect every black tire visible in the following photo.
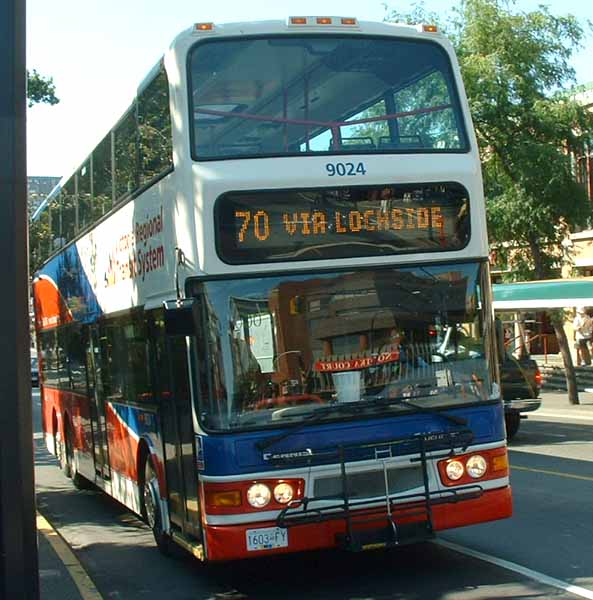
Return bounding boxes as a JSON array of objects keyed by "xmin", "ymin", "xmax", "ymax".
[
  {"xmin": 505, "ymin": 412, "xmax": 521, "ymax": 440},
  {"xmin": 142, "ymin": 458, "xmax": 174, "ymax": 556},
  {"xmin": 63, "ymin": 422, "xmax": 92, "ymax": 490},
  {"xmin": 60, "ymin": 424, "xmax": 72, "ymax": 478}
]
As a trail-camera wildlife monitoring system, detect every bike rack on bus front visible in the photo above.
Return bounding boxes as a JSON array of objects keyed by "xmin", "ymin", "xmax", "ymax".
[{"xmin": 273, "ymin": 429, "xmax": 482, "ymax": 551}]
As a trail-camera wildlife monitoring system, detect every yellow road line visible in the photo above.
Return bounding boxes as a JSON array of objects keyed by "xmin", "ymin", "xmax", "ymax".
[
  {"xmin": 512, "ymin": 464, "xmax": 593, "ymax": 482},
  {"xmin": 36, "ymin": 512, "xmax": 103, "ymax": 600}
]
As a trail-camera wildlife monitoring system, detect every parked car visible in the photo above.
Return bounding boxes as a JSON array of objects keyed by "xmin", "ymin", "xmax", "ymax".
[
  {"xmin": 500, "ymin": 351, "xmax": 542, "ymax": 439},
  {"xmin": 31, "ymin": 356, "xmax": 39, "ymax": 387}
]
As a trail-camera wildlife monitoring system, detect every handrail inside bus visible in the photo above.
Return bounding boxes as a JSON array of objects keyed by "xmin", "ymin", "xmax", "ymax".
[
  {"xmin": 194, "ymin": 104, "xmax": 452, "ymax": 129},
  {"xmin": 194, "ymin": 104, "xmax": 453, "ymax": 148}
]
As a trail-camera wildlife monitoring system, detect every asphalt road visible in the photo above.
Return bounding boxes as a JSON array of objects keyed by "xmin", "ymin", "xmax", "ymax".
[{"xmin": 34, "ymin": 389, "xmax": 593, "ymax": 600}]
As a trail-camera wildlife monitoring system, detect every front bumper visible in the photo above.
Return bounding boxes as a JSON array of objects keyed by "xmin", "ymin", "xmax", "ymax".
[
  {"xmin": 504, "ymin": 398, "xmax": 541, "ymax": 413},
  {"xmin": 203, "ymin": 486, "xmax": 512, "ymax": 561}
]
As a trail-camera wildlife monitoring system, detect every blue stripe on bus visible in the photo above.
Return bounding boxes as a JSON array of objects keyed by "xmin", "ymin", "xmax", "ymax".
[
  {"xmin": 110, "ymin": 402, "xmax": 159, "ymax": 439},
  {"xmin": 38, "ymin": 243, "xmax": 102, "ymax": 323},
  {"xmin": 198, "ymin": 402, "xmax": 505, "ymax": 477}
]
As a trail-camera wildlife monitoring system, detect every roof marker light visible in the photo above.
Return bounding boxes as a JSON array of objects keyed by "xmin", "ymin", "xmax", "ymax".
[
  {"xmin": 195, "ymin": 22, "xmax": 214, "ymax": 31},
  {"xmin": 422, "ymin": 24, "xmax": 438, "ymax": 32},
  {"xmin": 316, "ymin": 17, "xmax": 332, "ymax": 25},
  {"xmin": 341, "ymin": 18, "xmax": 358, "ymax": 25},
  {"xmin": 290, "ymin": 16, "xmax": 308, "ymax": 25}
]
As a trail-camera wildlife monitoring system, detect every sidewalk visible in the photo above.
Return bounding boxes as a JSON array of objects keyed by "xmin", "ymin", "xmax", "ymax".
[
  {"xmin": 535, "ymin": 390, "xmax": 593, "ymax": 419},
  {"xmin": 37, "ymin": 512, "xmax": 102, "ymax": 600}
]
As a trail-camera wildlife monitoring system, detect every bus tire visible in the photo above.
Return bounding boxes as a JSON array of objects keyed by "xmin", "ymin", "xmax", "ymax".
[
  {"xmin": 60, "ymin": 420, "xmax": 72, "ymax": 478},
  {"xmin": 505, "ymin": 412, "xmax": 520, "ymax": 440},
  {"xmin": 63, "ymin": 421, "xmax": 92, "ymax": 490},
  {"xmin": 143, "ymin": 458, "xmax": 174, "ymax": 556}
]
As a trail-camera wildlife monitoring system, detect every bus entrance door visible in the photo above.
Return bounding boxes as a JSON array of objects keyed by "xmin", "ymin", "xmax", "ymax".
[
  {"xmin": 159, "ymin": 335, "xmax": 201, "ymax": 542},
  {"xmin": 86, "ymin": 327, "xmax": 111, "ymax": 481}
]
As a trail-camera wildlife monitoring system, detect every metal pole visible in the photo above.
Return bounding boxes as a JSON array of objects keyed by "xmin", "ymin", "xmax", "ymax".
[{"xmin": 0, "ymin": 0, "xmax": 39, "ymax": 597}]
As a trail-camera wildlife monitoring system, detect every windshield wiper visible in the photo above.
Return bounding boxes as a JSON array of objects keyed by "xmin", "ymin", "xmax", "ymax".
[
  {"xmin": 357, "ymin": 389, "xmax": 468, "ymax": 427},
  {"xmin": 256, "ymin": 402, "xmax": 366, "ymax": 451},
  {"xmin": 256, "ymin": 391, "xmax": 468, "ymax": 452}
]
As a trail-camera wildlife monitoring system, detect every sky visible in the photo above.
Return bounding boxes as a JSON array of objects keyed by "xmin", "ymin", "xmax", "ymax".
[{"xmin": 26, "ymin": 0, "xmax": 593, "ymax": 177}]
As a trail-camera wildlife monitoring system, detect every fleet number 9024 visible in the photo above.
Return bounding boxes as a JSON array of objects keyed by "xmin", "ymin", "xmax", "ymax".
[{"xmin": 325, "ymin": 162, "xmax": 367, "ymax": 176}]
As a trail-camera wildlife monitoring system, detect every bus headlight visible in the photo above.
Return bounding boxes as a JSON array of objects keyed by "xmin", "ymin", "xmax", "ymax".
[
  {"xmin": 466, "ymin": 455, "xmax": 487, "ymax": 478},
  {"xmin": 273, "ymin": 482, "xmax": 294, "ymax": 504},
  {"xmin": 247, "ymin": 483, "xmax": 271, "ymax": 508},
  {"xmin": 445, "ymin": 460, "xmax": 464, "ymax": 481}
]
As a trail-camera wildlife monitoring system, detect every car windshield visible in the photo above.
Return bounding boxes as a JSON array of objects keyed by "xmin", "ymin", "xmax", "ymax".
[
  {"xmin": 188, "ymin": 36, "xmax": 467, "ymax": 159},
  {"xmin": 189, "ymin": 262, "xmax": 496, "ymax": 432}
]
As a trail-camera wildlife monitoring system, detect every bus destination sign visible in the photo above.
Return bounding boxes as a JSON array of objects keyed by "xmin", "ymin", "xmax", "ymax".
[{"xmin": 216, "ymin": 183, "xmax": 469, "ymax": 264}]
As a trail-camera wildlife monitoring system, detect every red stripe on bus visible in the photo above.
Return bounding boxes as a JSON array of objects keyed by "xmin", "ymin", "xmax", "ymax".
[
  {"xmin": 105, "ymin": 403, "xmax": 139, "ymax": 481},
  {"xmin": 203, "ymin": 486, "xmax": 512, "ymax": 561}
]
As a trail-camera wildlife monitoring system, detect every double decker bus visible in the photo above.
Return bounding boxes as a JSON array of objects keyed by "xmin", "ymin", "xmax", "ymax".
[{"xmin": 32, "ymin": 16, "xmax": 511, "ymax": 562}]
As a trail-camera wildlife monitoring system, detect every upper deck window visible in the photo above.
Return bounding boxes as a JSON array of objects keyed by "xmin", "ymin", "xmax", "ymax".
[{"xmin": 188, "ymin": 36, "xmax": 468, "ymax": 160}]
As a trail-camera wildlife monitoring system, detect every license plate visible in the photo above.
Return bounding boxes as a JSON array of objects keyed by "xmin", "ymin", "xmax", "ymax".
[{"xmin": 246, "ymin": 527, "xmax": 288, "ymax": 551}]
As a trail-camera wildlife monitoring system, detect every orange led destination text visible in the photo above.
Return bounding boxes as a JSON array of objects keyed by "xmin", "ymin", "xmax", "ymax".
[{"xmin": 234, "ymin": 207, "xmax": 444, "ymax": 243}]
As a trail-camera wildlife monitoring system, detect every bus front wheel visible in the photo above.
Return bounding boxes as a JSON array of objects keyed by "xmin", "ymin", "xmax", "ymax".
[
  {"xmin": 143, "ymin": 458, "xmax": 174, "ymax": 556},
  {"xmin": 505, "ymin": 412, "xmax": 521, "ymax": 440}
]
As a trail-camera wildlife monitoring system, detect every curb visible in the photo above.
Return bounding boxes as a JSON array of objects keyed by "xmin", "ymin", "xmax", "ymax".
[{"xmin": 37, "ymin": 512, "xmax": 103, "ymax": 600}]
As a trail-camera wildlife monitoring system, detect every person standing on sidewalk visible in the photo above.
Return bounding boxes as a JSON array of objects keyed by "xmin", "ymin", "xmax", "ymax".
[{"xmin": 574, "ymin": 306, "xmax": 593, "ymax": 366}]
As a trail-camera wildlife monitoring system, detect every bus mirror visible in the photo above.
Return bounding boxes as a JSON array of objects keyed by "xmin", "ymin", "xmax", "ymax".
[
  {"xmin": 494, "ymin": 317, "xmax": 505, "ymax": 363},
  {"xmin": 163, "ymin": 299, "xmax": 196, "ymax": 336}
]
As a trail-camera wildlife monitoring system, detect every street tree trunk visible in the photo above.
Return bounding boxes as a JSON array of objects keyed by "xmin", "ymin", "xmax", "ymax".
[
  {"xmin": 549, "ymin": 311, "xmax": 580, "ymax": 405},
  {"xmin": 528, "ymin": 238, "xmax": 579, "ymax": 405}
]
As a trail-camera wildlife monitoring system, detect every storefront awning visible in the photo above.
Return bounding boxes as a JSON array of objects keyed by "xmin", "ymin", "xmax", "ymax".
[{"xmin": 493, "ymin": 278, "xmax": 593, "ymax": 310}]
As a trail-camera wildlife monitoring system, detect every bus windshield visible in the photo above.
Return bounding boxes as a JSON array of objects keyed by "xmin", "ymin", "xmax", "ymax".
[
  {"xmin": 190, "ymin": 262, "xmax": 494, "ymax": 432},
  {"xmin": 189, "ymin": 36, "xmax": 468, "ymax": 159}
]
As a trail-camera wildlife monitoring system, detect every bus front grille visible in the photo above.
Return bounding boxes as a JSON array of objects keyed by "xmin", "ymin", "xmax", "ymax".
[{"xmin": 313, "ymin": 465, "xmax": 424, "ymax": 500}]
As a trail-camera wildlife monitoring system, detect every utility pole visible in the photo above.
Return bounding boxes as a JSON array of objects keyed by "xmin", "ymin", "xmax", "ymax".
[{"xmin": 0, "ymin": 0, "xmax": 39, "ymax": 597}]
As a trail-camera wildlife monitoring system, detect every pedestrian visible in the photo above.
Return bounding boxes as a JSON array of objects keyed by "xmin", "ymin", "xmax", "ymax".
[{"xmin": 573, "ymin": 306, "xmax": 593, "ymax": 366}]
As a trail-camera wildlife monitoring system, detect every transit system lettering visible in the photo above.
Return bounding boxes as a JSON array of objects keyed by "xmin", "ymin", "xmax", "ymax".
[{"xmin": 105, "ymin": 207, "xmax": 166, "ymax": 286}]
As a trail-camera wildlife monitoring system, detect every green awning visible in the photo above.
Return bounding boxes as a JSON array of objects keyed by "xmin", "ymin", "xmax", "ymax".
[{"xmin": 493, "ymin": 278, "xmax": 593, "ymax": 310}]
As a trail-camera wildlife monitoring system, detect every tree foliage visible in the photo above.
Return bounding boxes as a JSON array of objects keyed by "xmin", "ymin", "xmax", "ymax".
[
  {"xmin": 385, "ymin": 0, "xmax": 593, "ymax": 403},
  {"xmin": 27, "ymin": 69, "xmax": 59, "ymax": 108},
  {"xmin": 27, "ymin": 69, "xmax": 59, "ymax": 274},
  {"xmin": 385, "ymin": 0, "xmax": 593, "ymax": 280}
]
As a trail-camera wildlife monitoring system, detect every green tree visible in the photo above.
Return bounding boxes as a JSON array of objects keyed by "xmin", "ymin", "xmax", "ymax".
[
  {"xmin": 28, "ymin": 69, "xmax": 59, "ymax": 274},
  {"xmin": 27, "ymin": 69, "xmax": 59, "ymax": 108},
  {"xmin": 385, "ymin": 0, "xmax": 593, "ymax": 403}
]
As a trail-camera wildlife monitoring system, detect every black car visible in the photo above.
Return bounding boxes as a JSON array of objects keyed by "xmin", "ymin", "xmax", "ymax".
[
  {"xmin": 31, "ymin": 356, "xmax": 39, "ymax": 387},
  {"xmin": 500, "ymin": 352, "xmax": 542, "ymax": 439}
]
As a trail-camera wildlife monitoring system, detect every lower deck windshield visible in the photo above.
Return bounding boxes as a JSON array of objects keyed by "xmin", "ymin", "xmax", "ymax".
[{"xmin": 190, "ymin": 262, "xmax": 495, "ymax": 432}]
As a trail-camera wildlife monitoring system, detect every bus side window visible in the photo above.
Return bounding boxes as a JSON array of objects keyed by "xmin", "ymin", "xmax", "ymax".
[
  {"xmin": 39, "ymin": 330, "xmax": 59, "ymax": 388},
  {"xmin": 77, "ymin": 160, "xmax": 92, "ymax": 232},
  {"xmin": 92, "ymin": 132, "xmax": 114, "ymax": 216},
  {"xmin": 49, "ymin": 192, "xmax": 62, "ymax": 251},
  {"xmin": 99, "ymin": 314, "xmax": 153, "ymax": 404},
  {"xmin": 67, "ymin": 324, "xmax": 88, "ymax": 395},
  {"xmin": 149, "ymin": 313, "xmax": 174, "ymax": 399},
  {"xmin": 113, "ymin": 107, "xmax": 139, "ymax": 203},
  {"xmin": 138, "ymin": 66, "xmax": 173, "ymax": 186},
  {"xmin": 61, "ymin": 177, "xmax": 76, "ymax": 243}
]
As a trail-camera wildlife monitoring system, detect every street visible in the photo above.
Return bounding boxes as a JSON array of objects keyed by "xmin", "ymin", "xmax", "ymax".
[{"xmin": 35, "ymin": 390, "xmax": 593, "ymax": 600}]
